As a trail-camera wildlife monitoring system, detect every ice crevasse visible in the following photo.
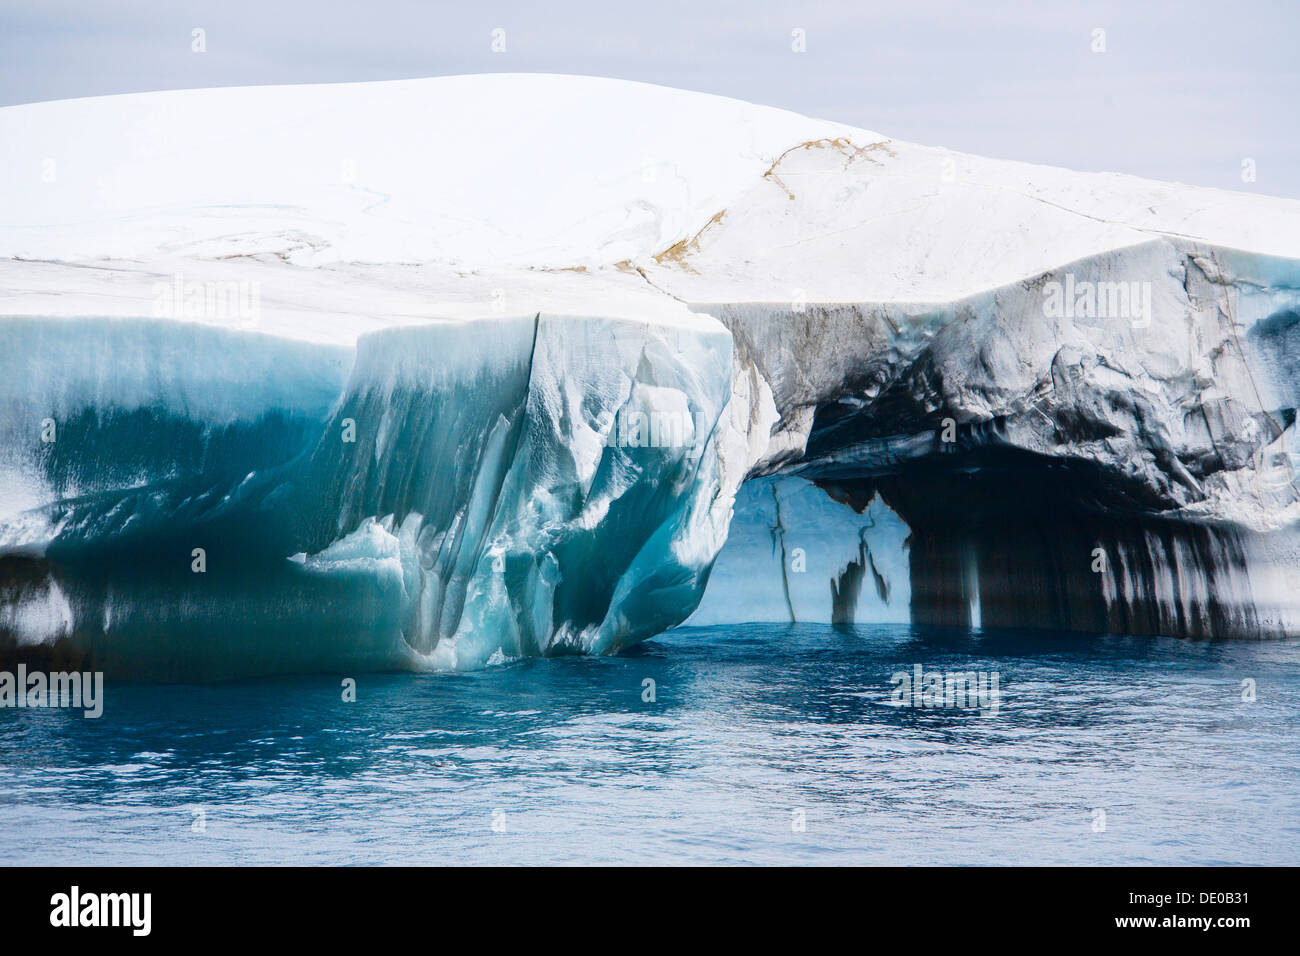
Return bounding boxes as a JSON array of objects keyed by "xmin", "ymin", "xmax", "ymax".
[{"xmin": 4, "ymin": 74, "xmax": 1300, "ymax": 677}]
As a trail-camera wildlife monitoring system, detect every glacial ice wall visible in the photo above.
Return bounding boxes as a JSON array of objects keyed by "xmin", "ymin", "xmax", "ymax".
[
  {"xmin": 0, "ymin": 313, "xmax": 739, "ymax": 678},
  {"xmin": 5, "ymin": 238, "xmax": 1300, "ymax": 673}
]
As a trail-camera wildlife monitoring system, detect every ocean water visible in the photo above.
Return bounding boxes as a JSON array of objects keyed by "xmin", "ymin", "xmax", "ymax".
[{"xmin": 1, "ymin": 623, "xmax": 1297, "ymax": 866}]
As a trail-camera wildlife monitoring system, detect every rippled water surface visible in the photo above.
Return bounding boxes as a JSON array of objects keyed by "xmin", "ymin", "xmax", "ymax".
[{"xmin": 2, "ymin": 624, "xmax": 1297, "ymax": 865}]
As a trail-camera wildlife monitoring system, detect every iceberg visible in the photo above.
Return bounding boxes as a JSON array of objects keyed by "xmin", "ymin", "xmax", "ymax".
[{"xmin": 3, "ymin": 74, "xmax": 1300, "ymax": 677}]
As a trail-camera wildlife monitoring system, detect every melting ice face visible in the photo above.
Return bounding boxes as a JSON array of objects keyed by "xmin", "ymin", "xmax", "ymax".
[
  {"xmin": 687, "ymin": 475, "xmax": 912, "ymax": 627},
  {"xmin": 0, "ymin": 314, "xmax": 738, "ymax": 679},
  {"xmin": 3, "ymin": 294, "xmax": 1300, "ymax": 679}
]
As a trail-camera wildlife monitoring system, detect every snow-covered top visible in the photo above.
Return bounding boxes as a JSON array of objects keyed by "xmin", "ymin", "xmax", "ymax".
[
  {"xmin": 646, "ymin": 137, "xmax": 1300, "ymax": 304},
  {"xmin": 0, "ymin": 73, "xmax": 857, "ymax": 268},
  {"xmin": 4, "ymin": 73, "xmax": 1300, "ymax": 342}
]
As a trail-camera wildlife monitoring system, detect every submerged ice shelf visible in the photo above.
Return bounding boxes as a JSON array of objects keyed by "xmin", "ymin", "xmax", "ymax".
[{"xmin": 4, "ymin": 74, "xmax": 1300, "ymax": 677}]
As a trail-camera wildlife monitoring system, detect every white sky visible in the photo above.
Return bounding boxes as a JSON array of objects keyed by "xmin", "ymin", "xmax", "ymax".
[{"xmin": 2, "ymin": 0, "xmax": 1297, "ymax": 198}]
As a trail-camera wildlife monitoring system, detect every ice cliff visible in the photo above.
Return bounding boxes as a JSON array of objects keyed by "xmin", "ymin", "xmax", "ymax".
[{"xmin": 3, "ymin": 75, "xmax": 1300, "ymax": 677}]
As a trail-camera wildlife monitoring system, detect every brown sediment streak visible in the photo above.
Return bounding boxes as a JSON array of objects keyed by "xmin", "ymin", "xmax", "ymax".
[{"xmin": 652, "ymin": 209, "xmax": 726, "ymax": 272}]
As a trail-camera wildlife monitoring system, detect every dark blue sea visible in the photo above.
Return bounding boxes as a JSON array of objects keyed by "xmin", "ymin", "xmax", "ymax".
[{"xmin": 2, "ymin": 624, "xmax": 1297, "ymax": 865}]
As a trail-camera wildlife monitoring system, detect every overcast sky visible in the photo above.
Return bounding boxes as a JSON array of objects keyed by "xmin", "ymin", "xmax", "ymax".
[{"xmin": 3, "ymin": 0, "xmax": 1297, "ymax": 198}]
